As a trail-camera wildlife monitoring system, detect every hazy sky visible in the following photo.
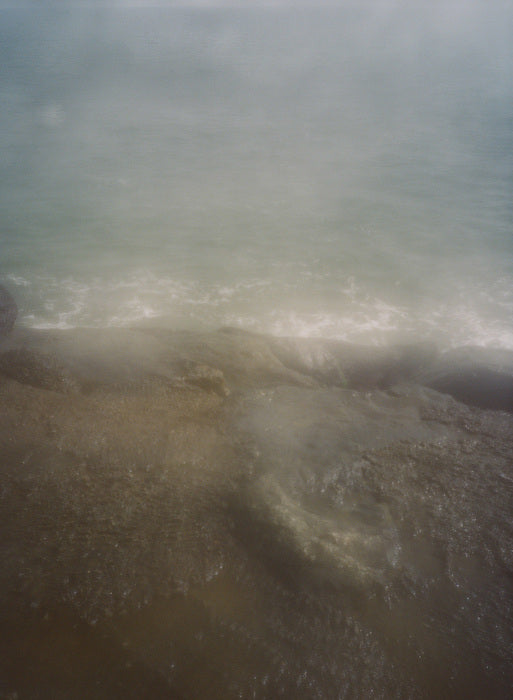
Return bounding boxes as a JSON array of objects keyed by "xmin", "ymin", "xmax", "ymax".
[
  {"xmin": 1, "ymin": 0, "xmax": 507, "ymax": 14},
  {"xmin": 0, "ymin": 0, "xmax": 345, "ymax": 7},
  {"xmin": 0, "ymin": 0, "xmax": 478, "ymax": 8}
]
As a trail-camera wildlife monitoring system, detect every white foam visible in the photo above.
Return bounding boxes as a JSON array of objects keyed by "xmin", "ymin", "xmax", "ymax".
[
  {"xmin": 5, "ymin": 273, "xmax": 31, "ymax": 287},
  {"xmin": 6, "ymin": 269, "xmax": 513, "ymax": 350}
]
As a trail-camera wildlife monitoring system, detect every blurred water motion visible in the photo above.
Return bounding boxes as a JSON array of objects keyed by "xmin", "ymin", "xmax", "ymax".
[{"xmin": 1, "ymin": 2, "xmax": 512, "ymax": 346}]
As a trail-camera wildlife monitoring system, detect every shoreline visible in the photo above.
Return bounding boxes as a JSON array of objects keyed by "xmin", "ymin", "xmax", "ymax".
[{"xmin": 1, "ymin": 322, "xmax": 512, "ymax": 411}]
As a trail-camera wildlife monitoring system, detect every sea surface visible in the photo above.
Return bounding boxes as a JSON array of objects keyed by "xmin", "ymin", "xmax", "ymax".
[{"xmin": 1, "ymin": 2, "xmax": 512, "ymax": 346}]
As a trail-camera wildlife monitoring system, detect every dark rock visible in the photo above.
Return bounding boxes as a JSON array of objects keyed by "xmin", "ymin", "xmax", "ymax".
[
  {"xmin": 0, "ymin": 285, "xmax": 17, "ymax": 336},
  {"xmin": 419, "ymin": 346, "xmax": 513, "ymax": 413},
  {"xmin": 0, "ymin": 347, "xmax": 79, "ymax": 393},
  {"xmin": 331, "ymin": 341, "xmax": 439, "ymax": 389}
]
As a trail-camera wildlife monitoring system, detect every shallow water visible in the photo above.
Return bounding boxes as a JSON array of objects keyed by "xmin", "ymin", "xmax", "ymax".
[{"xmin": 1, "ymin": 3, "xmax": 512, "ymax": 345}]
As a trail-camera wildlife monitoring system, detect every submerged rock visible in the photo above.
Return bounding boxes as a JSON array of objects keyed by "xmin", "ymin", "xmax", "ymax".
[
  {"xmin": 268, "ymin": 334, "xmax": 438, "ymax": 389},
  {"xmin": 0, "ymin": 347, "xmax": 79, "ymax": 393},
  {"xmin": 419, "ymin": 346, "xmax": 513, "ymax": 413},
  {"xmin": 0, "ymin": 285, "xmax": 17, "ymax": 336}
]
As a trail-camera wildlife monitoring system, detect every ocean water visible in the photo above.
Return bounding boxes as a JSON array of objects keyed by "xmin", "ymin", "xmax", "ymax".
[{"xmin": 1, "ymin": 2, "xmax": 512, "ymax": 347}]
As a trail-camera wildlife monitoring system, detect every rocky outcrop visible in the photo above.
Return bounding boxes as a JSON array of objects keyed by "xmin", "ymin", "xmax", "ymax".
[
  {"xmin": 0, "ymin": 347, "xmax": 80, "ymax": 393},
  {"xmin": 0, "ymin": 285, "xmax": 17, "ymax": 336},
  {"xmin": 1, "ymin": 325, "xmax": 512, "ymax": 412},
  {"xmin": 418, "ymin": 346, "xmax": 513, "ymax": 413},
  {"xmin": 0, "ymin": 322, "xmax": 512, "ymax": 698}
]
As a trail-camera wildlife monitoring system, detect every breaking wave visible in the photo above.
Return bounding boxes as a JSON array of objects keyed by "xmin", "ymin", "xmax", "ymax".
[{"xmin": 4, "ymin": 270, "xmax": 513, "ymax": 350}]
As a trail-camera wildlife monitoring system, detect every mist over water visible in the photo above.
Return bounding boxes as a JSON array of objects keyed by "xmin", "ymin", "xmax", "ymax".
[
  {"xmin": 1, "ymin": 5, "xmax": 513, "ymax": 698},
  {"xmin": 1, "ymin": 2, "xmax": 512, "ymax": 345}
]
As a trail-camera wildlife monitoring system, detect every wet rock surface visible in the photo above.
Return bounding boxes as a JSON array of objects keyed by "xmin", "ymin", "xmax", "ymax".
[
  {"xmin": 0, "ymin": 285, "xmax": 17, "ymax": 336},
  {"xmin": 0, "ymin": 326, "xmax": 512, "ymax": 698},
  {"xmin": 419, "ymin": 346, "xmax": 513, "ymax": 412}
]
